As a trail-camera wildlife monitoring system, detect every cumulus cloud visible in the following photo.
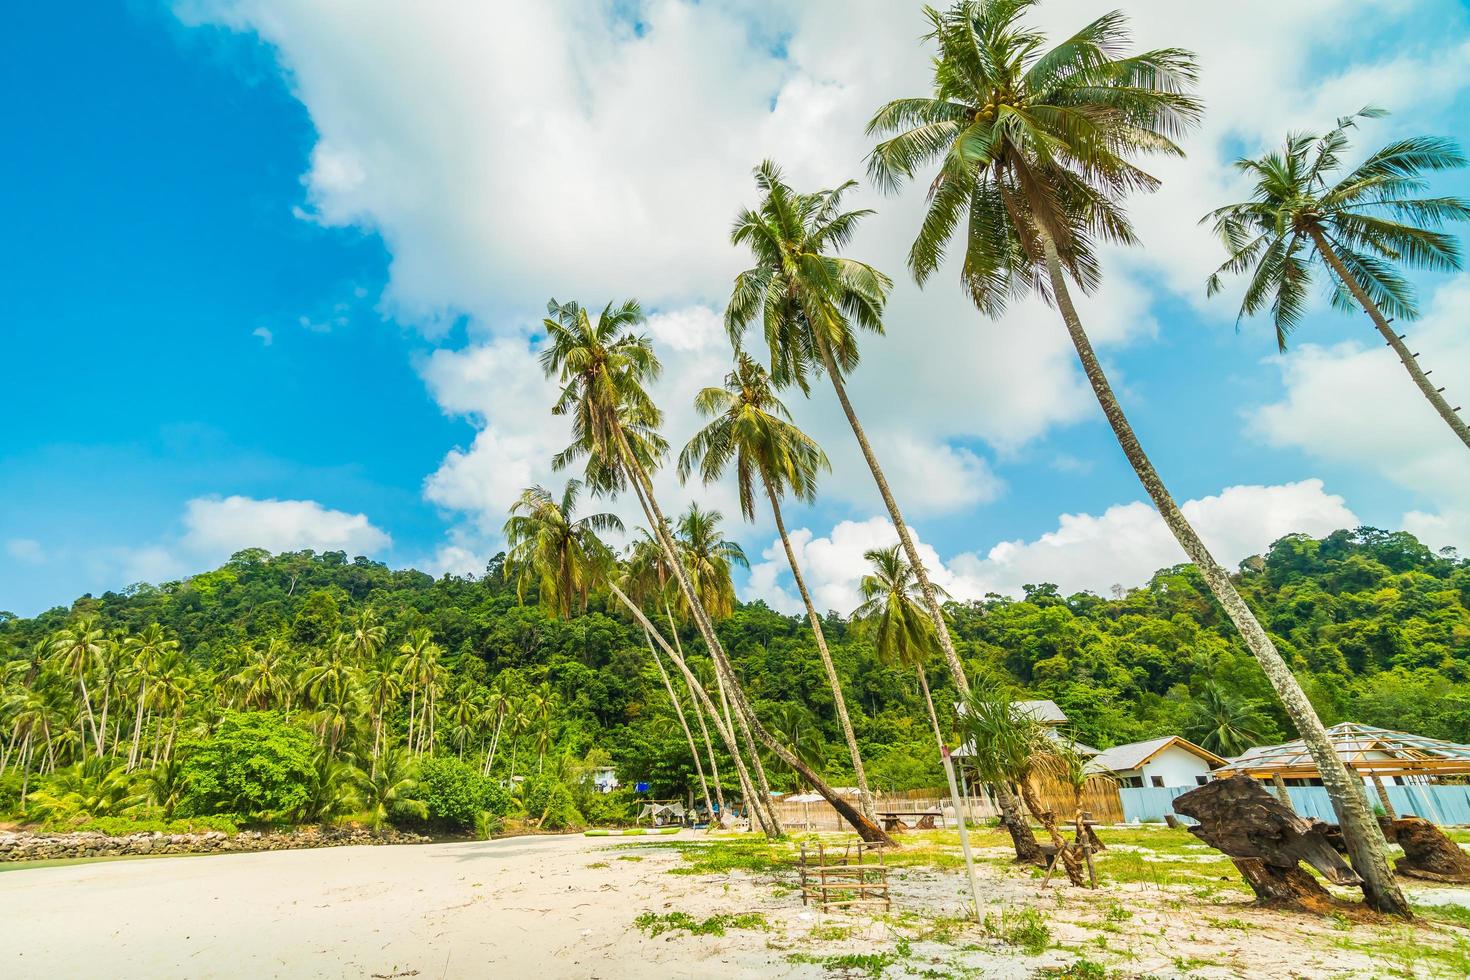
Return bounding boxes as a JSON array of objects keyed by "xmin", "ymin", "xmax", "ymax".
[
  {"xmin": 173, "ymin": 0, "xmax": 1470, "ymax": 565},
  {"xmin": 5, "ymin": 539, "xmax": 46, "ymax": 564},
  {"xmin": 180, "ymin": 495, "xmax": 391, "ymax": 559},
  {"xmin": 105, "ymin": 495, "xmax": 393, "ymax": 587},
  {"xmin": 748, "ymin": 480, "xmax": 1358, "ymax": 613},
  {"xmin": 1250, "ymin": 276, "xmax": 1470, "ymax": 552}
]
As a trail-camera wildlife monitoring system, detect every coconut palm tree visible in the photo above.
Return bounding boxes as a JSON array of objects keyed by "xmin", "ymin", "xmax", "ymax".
[
  {"xmin": 1205, "ymin": 108, "xmax": 1470, "ymax": 449},
  {"xmin": 725, "ymin": 162, "xmax": 969, "ymax": 706},
  {"xmin": 680, "ymin": 353, "xmax": 877, "ymax": 819},
  {"xmin": 852, "ymin": 545, "xmax": 950, "ymax": 752},
  {"xmin": 364, "ymin": 649, "xmax": 403, "ymax": 774},
  {"xmin": 236, "ymin": 638, "xmax": 291, "ymax": 711},
  {"xmin": 668, "ymin": 504, "xmax": 786, "ymax": 829},
  {"xmin": 49, "ymin": 617, "xmax": 108, "ymax": 757},
  {"xmin": 347, "ymin": 608, "xmax": 388, "ymax": 664},
  {"xmin": 397, "ymin": 629, "xmax": 442, "ymax": 755},
  {"xmin": 541, "ymin": 297, "xmax": 889, "ymax": 842},
  {"xmin": 121, "ymin": 624, "xmax": 176, "ymax": 772},
  {"xmin": 620, "ymin": 531, "xmax": 717, "ymax": 816},
  {"xmin": 361, "ymin": 748, "xmax": 426, "ymax": 831},
  {"xmin": 867, "ymin": 0, "xmax": 1406, "ymax": 915},
  {"xmin": 1184, "ymin": 682, "xmax": 1269, "ymax": 758},
  {"xmin": 505, "ymin": 481, "xmax": 623, "ymax": 619}
]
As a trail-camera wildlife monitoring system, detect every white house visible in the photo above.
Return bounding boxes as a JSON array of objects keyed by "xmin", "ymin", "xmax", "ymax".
[
  {"xmin": 592, "ymin": 766, "xmax": 619, "ymax": 794},
  {"xmin": 1088, "ymin": 736, "xmax": 1226, "ymax": 788}
]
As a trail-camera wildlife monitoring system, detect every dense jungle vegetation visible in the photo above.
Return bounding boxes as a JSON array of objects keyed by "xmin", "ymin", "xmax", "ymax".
[{"xmin": 1, "ymin": 525, "xmax": 1464, "ymax": 834}]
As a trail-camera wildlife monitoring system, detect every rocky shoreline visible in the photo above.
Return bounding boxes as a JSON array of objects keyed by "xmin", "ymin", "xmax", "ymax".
[{"xmin": 0, "ymin": 826, "xmax": 432, "ymax": 862}]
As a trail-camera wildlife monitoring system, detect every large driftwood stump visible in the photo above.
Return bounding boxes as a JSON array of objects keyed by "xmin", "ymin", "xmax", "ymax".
[
  {"xmin": 1385, "ymin": 816, "xmax": 1470, "ymax": 882},
  {"xmin": 1231, "ymin": 858, "xmax": 1340, "ymax": 913},
  {"xmin": 1173, "ymin": 775, "xmax": 1362, "ymax": 909}
]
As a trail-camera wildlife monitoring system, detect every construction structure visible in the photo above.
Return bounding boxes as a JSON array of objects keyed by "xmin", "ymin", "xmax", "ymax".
[{"xmin": 797, "ymin": 839, "xmax": 891, "ymax": 913}]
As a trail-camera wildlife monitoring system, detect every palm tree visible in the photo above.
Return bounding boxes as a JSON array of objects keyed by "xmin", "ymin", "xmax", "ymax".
[
  {"xmin": 347, "ymin": 608, "xmax": 387, "ymax": 663},
  {"xmin": 725, "ymin": 162, "xmax": 969, "ymax": 706},
  {"xmin": 852, "ymin": 546, "xmax": 949, "ymax": 751},
  {"xmin": 1205, "ymin": 108, "xmax": 1470, "ymax": 449},
  {"xmin": 364, "ymin": 649, "xmax": 403, "ymax": 774},
  {"xmin": 397, "ymin": 629, "xmax": 442, "ymax": 755},
  {"xmin": 540, "ymin": 297, "xmax": 889, "ymax": 842},
  {"xmin": 622, "ymin": 536, "xmax": 723, "ymax": 822},
  {"xmin": 121, "ymin": 624, "xmax": 176, "ymax": 772},
  {"xmin": 361, "ymin": 748, "xmax": 426, "ymax": 831},
  {"xmin": 956, "ymin": 683, "xmax": 1076, "ymax": 878},
  {"xmin": 49, "ymin": 617, "xmax": 108, "ymax": 757},
  {"xmin": 505, "ymin": 481, "xmax": 623, "ymax": 618},
  {"xmin": 1184, "ymin": 682, "xmax": 1269, "ymax": 758},
  {"xmin": 867, "ymin": 0, "xmax": 1406, "ymax": 915},
  {"xmin": 679, "ymin": 354, "xmax": 877, "ymax": 818},
  {"xmin": 668, "ymin": 505, "xmax": 786, "ymax": 831},
  {"xmin": 301, "ymin": 750, "xmax": 363, "ymax": 823},
  {"xmin": 236, "ymin": 638, "xmax": 291, "ymax": 711}
]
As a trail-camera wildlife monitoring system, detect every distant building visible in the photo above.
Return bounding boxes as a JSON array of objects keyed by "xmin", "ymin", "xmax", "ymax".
[
  {"xmin": 1089, "ymin": 736, "xmax": 1226, "ymax": 788},
  {"xmin": 592, "ymin": 766, "xmax": 619, "ymax": 794}
]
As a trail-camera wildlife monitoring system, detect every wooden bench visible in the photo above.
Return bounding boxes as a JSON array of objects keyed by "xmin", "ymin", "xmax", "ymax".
[{"xmin": 877, "ymin": 810, "xmax": 942, "ymax": 832}]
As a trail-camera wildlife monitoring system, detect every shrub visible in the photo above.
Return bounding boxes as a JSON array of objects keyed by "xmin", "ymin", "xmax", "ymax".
[
  {"xmin": 521, "ymin": 775, "xmax": 583, "ymax": 830},
  {"xmin": 180, "ymin": 712, "xmax": 315, "ymax": 820},
  {"xmin": 74, "ymin": 814, "xmax": 241, "ymax": 836},
  {"xmin": 418, "ymin": 756, "xmax": 511, "ymax": 830}
]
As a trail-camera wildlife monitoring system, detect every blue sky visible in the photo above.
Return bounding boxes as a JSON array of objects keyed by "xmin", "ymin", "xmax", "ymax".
[{"xmin": 4, "ymin": 1, "xmax": 1469, "ymax": 618}]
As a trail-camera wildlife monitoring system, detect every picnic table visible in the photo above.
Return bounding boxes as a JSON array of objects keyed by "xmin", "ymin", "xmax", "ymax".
[{"xmin": 877, "ymin": 810, "xmax": 942, "ymax": 832}]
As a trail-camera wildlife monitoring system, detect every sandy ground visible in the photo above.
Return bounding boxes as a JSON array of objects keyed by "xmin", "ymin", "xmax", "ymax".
[
  {"xmin": 1, "ymin": 832, "xmax": 803, "ymax": 979},
  {"xmin": 5, "ymin": 830, "xmax": 1470, "ymax": 978}
]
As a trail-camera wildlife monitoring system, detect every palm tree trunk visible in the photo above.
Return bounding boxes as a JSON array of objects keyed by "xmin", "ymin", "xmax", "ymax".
[
  {"xmin": 1041, "ymin": 234, "xmax": 1409, "ymax": 917},
  {"xmin": 812, "ymin": 333, "xmax": 969, "ymax": 696},
  {"xmin": 128, "ymin": 681, "xmax": 147, "ymax": 773},
  {"xmin": 1310, "ymin": 230, "xmax": 1470, "ymax": 451},
  {"xmin": 685, "ymin": 659, "xmax": 728, "ymax": 824},
  {"xmin": 618, "ymin": 457, "xmax": 780, "ymax": 836},
  {"xmin": 646, "ymin": 629, "xmax": 715, "ymax": 820},
  {"xmin": 1018, "ymin": 773, "xmax": 1084, "ymax": 887},
  {"xmin": 485, "ymin": 711, "xmax": 505, "ymax": 775},
  {"xmin": 75, "ymin": 676, "xmax": 102, "ymax": 757},
  {"xmin": 766, "ymin": 483, "xmax": 876, "ymax": 821},
  {"xmin": 916, "ymin": 666, "xmax": 945, "ymax": 750},
  {"xmin": 623, "ymin": 586, "xmax": 768, "ymax": 835},
  {"xmin": 616, "ymin": 446, "xmax": 894, "ymax": 845}
]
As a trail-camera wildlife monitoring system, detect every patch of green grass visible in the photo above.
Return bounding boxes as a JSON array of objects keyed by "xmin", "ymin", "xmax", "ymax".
[
  {"xmin": 809, "ymin": 924, "xmax": 855, "ymax": 941},
  {"xmin": 1039, "ymin": 959, "xmax": 1109, "ymax": 980},
  {"xmin": 633, "ymin": 910, "xmax": 768, "ymax": 938},
  {"xmin": 981, "ymin": 905, "xmax": 1050, "ymax": 955},
  {"xmin": 616, "ymin": 854, "xmax": 643, "ymax": 862},
  {"xmin": 1102, "ymin": 903, "xmax": 1132, "ymax": 923},
  {"xmin": 1418, "ymin": 902, "xmax": 1470, "ymax": 929},
  {"xmin": 1203, "ymin": 916, "xmax": 1248, "ymax": 930},
  {"xmin": 585, "ymin": 861, "xmax": 609, "ymax": 869},
  {"xmin": 642, "ymin": 837, "xmax": 787, "ymax": 876},
  {"xmin": 787, "ymin": 950, "xmax": 896, "ymax": 978}
]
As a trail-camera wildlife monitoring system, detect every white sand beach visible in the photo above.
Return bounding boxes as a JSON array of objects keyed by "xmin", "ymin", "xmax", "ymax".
[{"xmin": 1, "ymin": 832, "xmax": 798, "ymax": 979}]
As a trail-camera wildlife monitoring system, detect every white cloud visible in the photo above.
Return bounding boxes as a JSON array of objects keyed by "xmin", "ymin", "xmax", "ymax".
[
  {"xmin": 748, "ymin": 480, "xmax": 1358, "ymax": 612},
  {"xmin": 5, "ymin": 539, "xmax": 45, "ymax": 564},
  {"xmin": 181, "ymin": 495, "xmax": 392, "ymax": 560},
  {"xmin": 252, "ymin": 326, "xmax": 273, "ymax": 346},
  {"xmin": 1250, "ymin": 276, "xmax": 1470, "ymax": 550},
  {"xmin": 174, "ymin": 0, "xmax": 1470, "ymax": 565}
]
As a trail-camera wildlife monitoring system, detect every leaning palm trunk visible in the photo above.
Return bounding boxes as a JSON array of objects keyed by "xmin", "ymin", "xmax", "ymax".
[
  {"xmin": 667, "ymin": 605, "xmax": 758, "ymax": 828},
  {"xmin": 1041, "ymin": 235, "xmax": 1409, "ymax": 916},
  {"xmin": 767, "ymin": 483, "xmax": 876, "ymax": 821},
  {"xmin": 617, "ymin": 439, "xmax": 893, "ymax": 844},
  {"xmin": 1018, "ymin": 771, "xmax": 1084, "ymax": 887},
  {"xmin": 916, "ymin": 666, "xmax": 944, "ymax": 750},
  {"xmin": 665, "ymin": 607, "xmax": 729, "ymax": 824},
  {"xmin": 646, "ymin": 629, "xmax": 715, "ymax": 820},
  {"xmin": 1309, "ymin": 230, "xmax": 1470, "ymax": 451},
  {"xmin": 609, "ymin": 584, "xmax": 772, "ymax": 835},
  {"xmin": 813, "ymin": 334, "xmax": 968, "ymax": 697}
]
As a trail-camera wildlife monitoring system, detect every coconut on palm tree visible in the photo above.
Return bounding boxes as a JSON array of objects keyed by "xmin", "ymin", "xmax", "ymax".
[
  {"xmin": 680, "ymin": 352, "xmax": 878, "ymax": 820},
  {"xmin": 540, "ymin": 296, "xmax": 890, "ymax": 843},
  {"xmin": 726, "ymin": 162, "xmax": 969, "ymax": 700},
  {"xmin": 867, "ymin": 0, "xmax": 1406, "ymax": 915},
  {"xmin": 1205, "ymin": 107, "xmax": 1470, "ymax": 449}
]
